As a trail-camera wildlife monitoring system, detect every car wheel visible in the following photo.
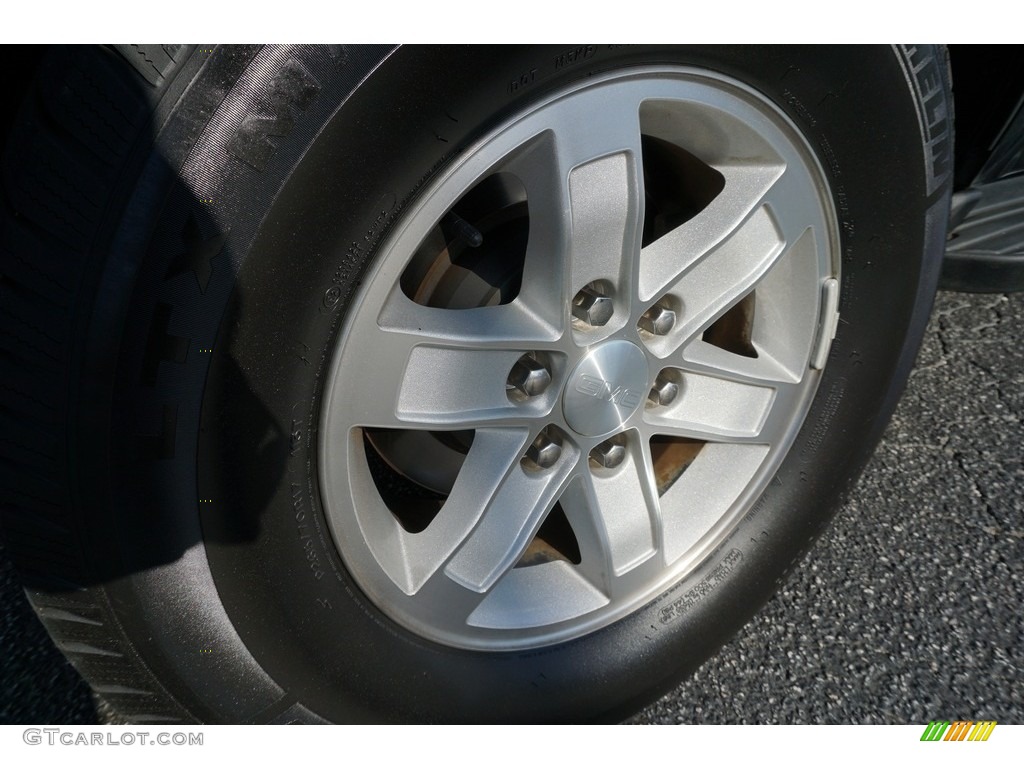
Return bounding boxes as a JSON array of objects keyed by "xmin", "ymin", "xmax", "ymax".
[{"xmin": 0, "ymin": 44, "xmax": 951, "ymax": 722}]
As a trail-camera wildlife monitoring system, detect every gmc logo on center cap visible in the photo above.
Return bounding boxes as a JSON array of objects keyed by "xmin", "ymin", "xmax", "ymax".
[{"xmin": 574, "ymin": 374, "xmax": 643, "ymax": 409}]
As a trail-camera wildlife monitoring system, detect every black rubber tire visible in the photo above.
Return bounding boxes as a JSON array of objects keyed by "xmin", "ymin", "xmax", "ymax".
[{"xmin": 0, "ymin": 45, "xmax": 952, "ymax": 724}]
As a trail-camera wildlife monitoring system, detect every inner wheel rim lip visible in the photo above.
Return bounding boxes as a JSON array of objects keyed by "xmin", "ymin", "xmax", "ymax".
[{"xmin": 317, "ymin": 65, "xmax": 840, "ymax": 651}]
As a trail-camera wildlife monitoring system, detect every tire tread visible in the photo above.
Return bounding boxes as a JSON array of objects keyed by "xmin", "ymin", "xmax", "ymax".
[{"xmin": 0, "ymin": 43, "xmax": 197, "ymax": 725}]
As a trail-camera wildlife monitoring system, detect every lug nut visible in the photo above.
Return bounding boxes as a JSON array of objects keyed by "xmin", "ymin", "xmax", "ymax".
[
  {"xmin": 572, "ymin": 286, "xmax": 613, "ymax": 327},
  {"xmin": 648, "ymin": 375, "xmax": 679, "ymax": 407},
  {"xmin": 590, "ymin": 438, "xmax": 626, "ymax": 469},
  {"xmin": 525, "ymin": 429, "xmax": 562, "ymax": 470},
  {"xmin": 639, "ymin": 303, "xmax": 676, "ymax": 336},
  {"xmin": 507, "ymin": 354, "xmax": 551, "ymax": 398}
]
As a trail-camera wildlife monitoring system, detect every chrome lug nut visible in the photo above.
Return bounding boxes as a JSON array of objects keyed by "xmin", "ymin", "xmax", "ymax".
[
  {"xmin": 572, "ymin": 286, "xmax": 613, "ymax": 327},
  {"xmin": 639, "ymin": 303, "xmax": 676, "ymax": 335},
  {"xmin": 507, "ymin": 354, "xmax": 551, "ymax": 397},
  {"xmin": 648, "ymin": 376, "xmax": 679, "ymax": 407},
  {"xmin": 525, "ymin": 430, "xmax": 562, "ymax": 470},
  {"xmin": 590, "ymin": 438, "xmax": 626, "ymax": 469}
]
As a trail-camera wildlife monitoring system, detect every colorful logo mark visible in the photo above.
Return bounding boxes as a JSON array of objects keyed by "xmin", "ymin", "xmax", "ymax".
[{"xmin": 920, "ymin": 721, "xmax": 997, "ymax": 742}]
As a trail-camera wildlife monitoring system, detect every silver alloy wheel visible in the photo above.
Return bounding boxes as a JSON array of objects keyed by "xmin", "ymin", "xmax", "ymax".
[{"xmin": 319, "ymin": 67, "xmax": 840, "ymax": 651}]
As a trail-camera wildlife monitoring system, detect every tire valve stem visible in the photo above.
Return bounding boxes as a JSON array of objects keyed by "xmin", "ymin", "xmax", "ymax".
[{"xmin": 445, "ymin": 212, "xmax": 483, "ymax": 248}]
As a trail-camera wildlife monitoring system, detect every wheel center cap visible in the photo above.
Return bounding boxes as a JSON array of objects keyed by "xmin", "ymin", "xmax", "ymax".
[{"xmin": 563, "ymin": 340, "xmax": 649, "ymax": 437}]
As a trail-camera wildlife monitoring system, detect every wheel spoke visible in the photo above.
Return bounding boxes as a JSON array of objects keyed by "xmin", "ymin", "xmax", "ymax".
[
  {"xmin": 650, "ymin": 203, "xmax": 786, "ymax": 357},
  {"xmin": 376, "ymin": 285, "xmax": 560, "ymax": 347},
  {"xmin": 659, "ymin": 443, "xmax": 770, "ymax": 565},
  {"xmin": 565, "ymin": 152, "xmax": 644, "ymax": 323},
  {"xmin": 391, "ymin": 345, "xmax": 553, "ymax": 429},
  {"xmin": 464, "ymin": 561, "xmax": 609, "ymax": 631},
  {"xmin": 335, "ymin": 291, "xmax": 561, "ymax": 430},
  {"xmin": 354, "ymin": 428, "xmax": 531, "ymax": 596},
  {"xmin": 644, "ymin": 370, "xmax": 781, "ymax": 443},
  {"xmin": 760, "ymin": 163, "xmax": 832, "ymax": 249},
  {"xmin": 502, "ymin": 85, "xmax": 646, "ymax": 330},
  {"xmin": 646, "ymin": 333, "xmax": 813, "ymax": 444},
  {"xmin": 679, "ymin": 337, "xmax": 801, "ymax": 386},
  {"xmin": 560, "ymin": 436, "xmax": 660, "ymax": 589},
  {"xmin": 637, "ymin": 164, "xmax": 784, "ymax": 303},
  {"xmin": 443, "ymin": 438, "xmax": 579, "ymax": 593}
]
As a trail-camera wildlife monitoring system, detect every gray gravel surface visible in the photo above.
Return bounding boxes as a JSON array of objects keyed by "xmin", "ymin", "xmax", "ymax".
[{"xmin": 1, "ymin": 291, "xmax": 1022, "ymax": 724}]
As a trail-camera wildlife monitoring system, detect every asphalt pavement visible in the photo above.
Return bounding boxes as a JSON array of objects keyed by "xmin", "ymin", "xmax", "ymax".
[{"xmin": 2, "ymin": 291, "xmax": 1022, "ymax": 725}]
